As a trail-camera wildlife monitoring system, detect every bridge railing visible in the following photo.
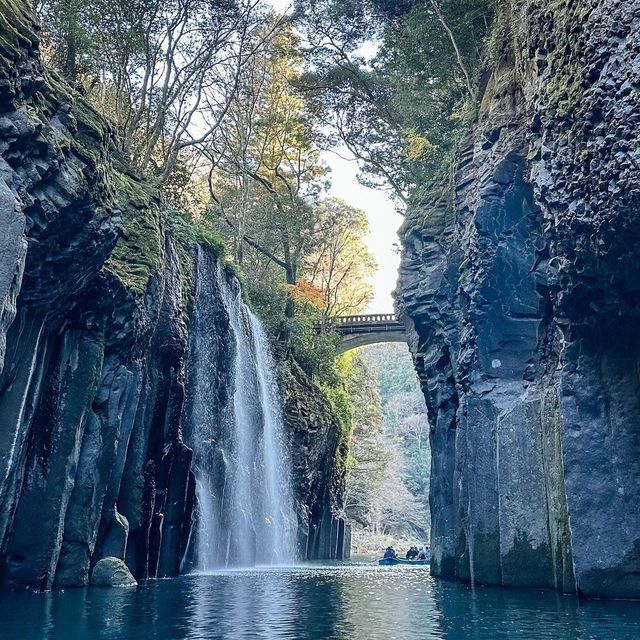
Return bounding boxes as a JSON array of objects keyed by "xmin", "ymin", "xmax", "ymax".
[
  {"xmin": 319, "ymin": 313, "xmax": 399, "ymax": 327},
  {"xmin": 315, "ymin": 314, "xmax": 404, "ymax": 335}
]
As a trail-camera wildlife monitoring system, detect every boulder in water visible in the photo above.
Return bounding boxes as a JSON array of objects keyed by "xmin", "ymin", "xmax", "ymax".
[{"xmin": 90, "ymin": 557, "xmax": 138, "ymax": 588}]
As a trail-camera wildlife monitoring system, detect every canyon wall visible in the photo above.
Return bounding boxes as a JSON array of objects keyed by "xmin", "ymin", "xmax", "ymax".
[
  {"xmin": 396, "ymin": 0, "xmax": 640, "ymax": 598},
  {"xmin": 0, "ymin": 2, "xmax": 346, "ymax": 590}
]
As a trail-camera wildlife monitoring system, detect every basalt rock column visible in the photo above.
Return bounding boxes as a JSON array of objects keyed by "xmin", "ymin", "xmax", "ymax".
[{"xmin": 396, "ymin": 0, "xmax": 640, "ymax": 598}]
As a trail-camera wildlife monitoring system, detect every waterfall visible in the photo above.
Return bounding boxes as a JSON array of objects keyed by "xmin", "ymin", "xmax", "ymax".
[{"xmin": 186, "ymin": 249, "xmax": 297, "ymax": 570}]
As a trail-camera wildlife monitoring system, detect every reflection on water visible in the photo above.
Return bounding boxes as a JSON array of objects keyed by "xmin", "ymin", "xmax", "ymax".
[{"xmin": 2, "ymin": 561, "xmax": 640, "ymax": 640}]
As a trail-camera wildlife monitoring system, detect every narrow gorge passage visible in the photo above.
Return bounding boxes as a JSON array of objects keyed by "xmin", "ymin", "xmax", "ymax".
[{"xmin": 1, "ymin": 0, "xmax": 640, "ymax": 638}]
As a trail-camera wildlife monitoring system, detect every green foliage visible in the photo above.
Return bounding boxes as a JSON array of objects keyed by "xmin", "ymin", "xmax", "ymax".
[
  {"xmin": 166, "ymin": 209, "xmax": 245, "ymax": 299},
  {"xmin": 245, "ymin": 278, "xmax": 289, "ymax": 333},
  {"xmin": 307, "ymin": 198, "xmax": 376, "ymax": 316},
  {"xmin": 322, "ymin": 383, "xmax": 355, "ymax": 439},
  {"xmin": 166, "ymin": 211, "xmax": 225, "ymax": 258},
  {"xmin": 298, "ymin": 0, "xmax": 496, "ymax": 204},
  {"xmin": 292, "ymin": 327, "xmax": 342, "ymax": 382},
  {"xmin": 338, "ymin": 347, "xmax": 430, "ymax": 539},
  {"xmin": 35, "ymin": 0, "xmax": 376, "ymax": 380},
  {"xmin": 36, "ymin": 0, "xmax": 276, "ymax": 184},
  {"xmin": 35, "ymin": 0, "xmax": 94, "ymax": 79},
  {"xmin": 222, "ymin": 258, "xmax": 246, "ymax": 282}
]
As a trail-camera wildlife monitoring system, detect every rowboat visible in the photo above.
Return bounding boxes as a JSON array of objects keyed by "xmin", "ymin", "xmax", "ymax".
[{"xmin": 378, "ymin": 558, "xmax": 430, "ymax": 566}]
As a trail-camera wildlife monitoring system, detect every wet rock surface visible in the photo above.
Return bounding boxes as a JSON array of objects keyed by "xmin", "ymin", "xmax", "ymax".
[
  {"xmin": 396, "ymin": 0, "xmax": 640, "ymax": 598},
  {"xmin": 90, "ymin": 557, "xmax": 137, "ymax": 588},
  {"xmin": 279, "ymin": 355, "xmax": 351, "ymax": 561},
  {"xmin": 0, "ymin": 2, "xmax": 343, "ymax": 590}
]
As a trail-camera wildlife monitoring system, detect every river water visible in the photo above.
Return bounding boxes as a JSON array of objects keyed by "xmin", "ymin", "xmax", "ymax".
[{"xmin": 2, "ymin": 560, "xmax": 640, "ymax": 640}]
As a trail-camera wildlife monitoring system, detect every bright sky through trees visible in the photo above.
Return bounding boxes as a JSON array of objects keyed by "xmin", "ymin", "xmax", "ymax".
[
  {"xmin": 269, "ymin": 0, "xmax": 402, "ymax": 314},
  {"xmin": 325, "ymin": 152, "xmax": 401, "ymax": 313}
]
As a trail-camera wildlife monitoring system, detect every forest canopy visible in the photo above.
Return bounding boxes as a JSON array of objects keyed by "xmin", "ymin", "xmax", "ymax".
[
  {"xmin": 33, "ymin": 0, "xmax": 497, "ymax": 346},
  {"xmin": 295, "ymin": 0, "xmax": 497, "ymax": 205},
  {"xmin": 33, "ymin": 0, "xmax": 381, "ymax": 375}
]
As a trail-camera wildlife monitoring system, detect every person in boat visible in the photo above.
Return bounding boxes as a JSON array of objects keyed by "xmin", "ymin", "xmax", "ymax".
[
  {"xmin": 417, "ymin": 547, "xmax": 428, "ymax": 561},
  {"xmin": 383, "ymin": 546, "xmax": 397, "ymax": 560},
  {"xmin": 406, "ymin": 546, "xmax": 418, "ymax": 560}
]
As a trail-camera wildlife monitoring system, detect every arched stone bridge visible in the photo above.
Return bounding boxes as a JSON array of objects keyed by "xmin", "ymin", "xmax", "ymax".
[{"xmin": 316, "ymin": 314, "xmax": 407, "ymax": 354}]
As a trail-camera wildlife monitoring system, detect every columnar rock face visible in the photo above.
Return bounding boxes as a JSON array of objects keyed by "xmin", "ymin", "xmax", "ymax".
[
  {"xmin": 396, "ymin": 0, "xmax": 640, "ymax": 598},
  {"xmin": 0, "ymin": 3, "xmax": 345, "ymax": 590},
  {"xmin": 280, "ymin": 356, "xmax": 351, "ymax": 561}
]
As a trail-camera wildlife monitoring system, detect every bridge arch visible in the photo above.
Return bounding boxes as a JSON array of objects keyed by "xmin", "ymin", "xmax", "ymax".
[{"xmin": 316, "ymin": 314, "xmax": 407, "ymax": 354}]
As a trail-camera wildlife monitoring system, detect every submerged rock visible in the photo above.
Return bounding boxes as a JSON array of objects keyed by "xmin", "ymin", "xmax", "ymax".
[{"xmin": 91, "ymin": 557, "xmax": 137, "ymax": 588}]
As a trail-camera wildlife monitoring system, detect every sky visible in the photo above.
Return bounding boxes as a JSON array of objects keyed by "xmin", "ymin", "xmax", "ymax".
[
  {"xmin": 268, "ymin": 0, "xmax": 403, "ymax": 314},
  {"xmin": 324, "ymin": 151, "xmax": 403, "ymax": 314}
]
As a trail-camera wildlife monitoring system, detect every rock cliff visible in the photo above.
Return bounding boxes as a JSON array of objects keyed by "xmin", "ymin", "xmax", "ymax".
[
  {"xmin": 0, "ymin": 1, "xmax": 345, "ymax": 590},
  {"xmin": 280, "ymin": 355, "xmax": 351, "ymax": 561},
  {"xmin": 396, "ymin": 0, "xmax": 640, "ymax": 598}
]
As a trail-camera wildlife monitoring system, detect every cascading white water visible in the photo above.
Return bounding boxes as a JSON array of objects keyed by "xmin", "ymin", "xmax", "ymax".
[
  {"xmin": 249, "ymin": 312, "xmax": 297, "ymax": 564},
  {"xmin": 187, "ymin": 249, "xmax": 297, "ymax": 570}
]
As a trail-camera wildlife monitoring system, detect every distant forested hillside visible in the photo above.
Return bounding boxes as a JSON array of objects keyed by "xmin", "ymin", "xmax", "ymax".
[{"xmin": 342, "ymin": 344, "xmax": 430, "ymax": 546}]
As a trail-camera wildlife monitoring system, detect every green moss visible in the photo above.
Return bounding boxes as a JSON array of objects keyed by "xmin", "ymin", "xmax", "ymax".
[
  {"xmin": 166, "ymin": 211, "xmax": 225, "ymax": 256},
  {"xmin": 321, "ymin": 382, "xmax": 355, "ymax": 487},
  {"xmin": 69, "ymin": 98, "xmax": 113, "ymax": 166},
  {"xmin": 544, "ymin": 59, "xmax": 585, "ymax": 118},
  {"xmin": 104, "ymin": 181, "xmax": 239, "ymax": 298},
  {"xmin": 483, "ymin": 0, "xmax": 593, "ymax": 120},
  {"xmin": 322, "ymin": 385, "xmax": 354, "ymax": 438},
  {"xmin": 0, "ymin": 0, "xmax": 38, "ymax": 54},
  {"xmin": 222, "ymin": 259, "xmax": 245, "ymax": 283},
  {"xmin": 540, "ymin": 1, "xmax": 594, "ymax": 118},
  {"xmin": 0, "ymin": 0, "xmax": 38, "ymax": 94},
  {"xmin": 197, "ymin": 228, "xmax": 225, "ymax": 257},
  {"xmin": 104, "ymin": 173, "xmax": 164, "ymax": 294}
]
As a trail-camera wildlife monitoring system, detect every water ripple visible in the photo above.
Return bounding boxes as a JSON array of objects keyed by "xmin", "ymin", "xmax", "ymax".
[{"xmin": 2, "ymin": 561, "xmax": 640, "ymax": 640}]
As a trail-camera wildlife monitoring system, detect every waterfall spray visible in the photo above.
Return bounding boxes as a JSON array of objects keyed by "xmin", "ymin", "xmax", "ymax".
[{"xmin": 187, "ymin": 249, "xmax": 297, "ymax": 570}]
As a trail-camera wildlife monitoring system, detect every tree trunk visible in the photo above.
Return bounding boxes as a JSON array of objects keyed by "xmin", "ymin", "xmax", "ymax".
[{"xmin": 63, "ymin": 24, "xmax": 78, "ymax": 83}]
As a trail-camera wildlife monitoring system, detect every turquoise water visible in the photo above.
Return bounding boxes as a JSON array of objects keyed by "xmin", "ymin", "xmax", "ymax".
[{"xmin": 2, "ymin": 561, "xmax": 640, "ymax": 639}]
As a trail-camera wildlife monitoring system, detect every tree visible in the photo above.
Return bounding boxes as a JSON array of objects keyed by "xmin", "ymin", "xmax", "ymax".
[
  {"xmin": 35, "ymin": 0, "xmax": 94, "ymax": 82},
  {"xmin": 307, "ymin": 199, "xmax": 376, "ymax": 317},
  {"xmin": 296, "ymin": 0, "xmax": 496, "ymax": 206},
  {"xmin": 37, "ymin": 0, "xmax": 283, "ymax": 185},
  {"xmin": 205, "ymin": 22, "xmax": 328, "ymax": 290}
]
